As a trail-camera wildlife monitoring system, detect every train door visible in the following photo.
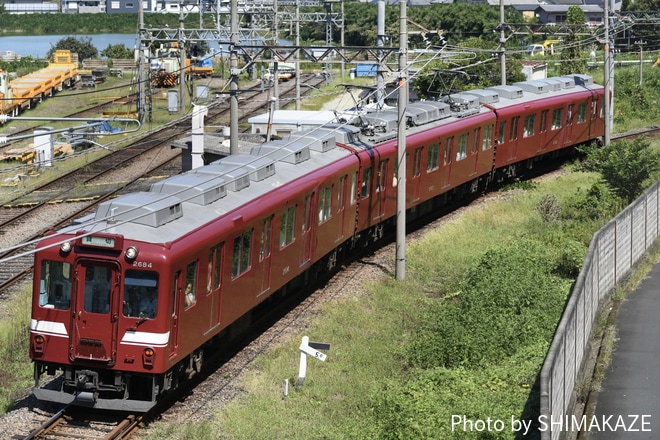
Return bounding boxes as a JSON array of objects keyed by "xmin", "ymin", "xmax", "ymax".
[
  {"xmin": 471, "ymin": 128, "xmax": 480, "ymax": 176},
  {"xmin": 537, "ymin": 109, "xmax": 549, "ymax": 153},
  {"xmin": 259, "ymin": 217, "xmax": 273, "ymax": 296},
  {"xmin": 374, "ymin": 159, "xmax": 388, "ymax": 219},
  {"xmin": 207, "ymin": 243, "xmax": 224, "ymax": 329},
  {"xmin": 300, "ymin": 193, "xmax": 313, "ymax": 267},
  {"xmin": 508, "ymin": 116, "xmax": 520, "ymax": 161},
  {"xmin": 169, "ymin": 271, "xmax": 181, "ymax": 358},
  {"xmin": 337, "ymin": 175, "xmax": 347, "ymax": 238},
  {"xmin": 411, "ymin": 147, "xmax": 423, "ymax": 202},
  {"xmin": 69, "ymin": 260, "xmax": 119, "ymax": 365},
  {"xmin": 443, "ymin": 137, "xmax": 453, "ymax": 188},
  {"xmin": 564, "ymin": 104, "xmax": 575, "ymax": 146}
]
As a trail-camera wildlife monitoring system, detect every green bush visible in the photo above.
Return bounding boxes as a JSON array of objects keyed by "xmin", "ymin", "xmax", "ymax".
[{"xmin": 407, "ymin": 239, "xmax": 568, "ymax": 369}]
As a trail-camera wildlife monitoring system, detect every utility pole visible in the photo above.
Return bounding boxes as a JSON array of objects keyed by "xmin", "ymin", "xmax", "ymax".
[
  {"xmin": 635, "ymin": 40, "xmax": 646, "ymax": 85},
  {"xmin": 396, "ymin": 0, "xmax": 407, "ymax": 281},
  {"xmin": 230, "ymin": 0, "xmax": 239, "ymax": 155},
  {"xmin": 603, "ymin": 0, "xmax": 612, "ymax": 146},
  {"xmin": 499, "ymin": 0, "xmax": 506, "ymax": 85}
]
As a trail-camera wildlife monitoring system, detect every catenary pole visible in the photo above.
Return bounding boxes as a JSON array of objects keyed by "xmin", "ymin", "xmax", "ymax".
[{"xmin": 396, "ymin": 0, "xmax": 407, "ymax": 280}]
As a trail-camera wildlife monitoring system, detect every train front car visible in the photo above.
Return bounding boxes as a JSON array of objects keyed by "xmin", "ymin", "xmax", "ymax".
[{"xmin": 30, "ymin": 228, "xmax": 171, "ymax": 412}]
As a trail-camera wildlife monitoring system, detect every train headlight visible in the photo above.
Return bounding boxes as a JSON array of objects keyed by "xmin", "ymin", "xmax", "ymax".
[
  {"xmin": 125, "ymin": 246, "xmax": 139, "ymax": 261},
  {"xmin": 143, "ymin": 347, "xmax": 154, "ymax": 367},
  {"xmin": 33, "ymin": 334, "xmax": 45, "ymax": 353},
  {"xmin": 60, "ymin": 241, "xmax": 72, "ymax": 254}
]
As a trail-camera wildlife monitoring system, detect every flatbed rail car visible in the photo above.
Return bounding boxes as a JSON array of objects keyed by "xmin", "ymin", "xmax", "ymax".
[
  {"xmin": 0, "ymin": 50, "xmax": 79, "ymax": 117},
  {"xmin": 29, "ymin": 74, "xmax": 604, "ymax": 411}
]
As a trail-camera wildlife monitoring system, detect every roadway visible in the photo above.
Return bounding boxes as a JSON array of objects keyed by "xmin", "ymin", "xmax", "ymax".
[{"xmin": 587, "ymin": 263, "xmax": 660, "ymax": 439}]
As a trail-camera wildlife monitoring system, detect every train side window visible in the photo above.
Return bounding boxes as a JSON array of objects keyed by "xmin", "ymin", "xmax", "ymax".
[
  {"xmin": 592, "ymin": 101, "xmax": 598, "ymax": 120},
  {"xmin": 444, "ymin": 137, "xmax": 453, "ymax": 165},
  {"xmin": 456, "ymin": 133, "xmax": 468, "ymax": 161},
  {"xmin": 39, "ymin": 260, "xmax": 72, "ymax": 310},
  {"xmin": 337, "ymin": 175, "xmax": 347, "ymax": 213},
  {"xmin": 577, "ymin": 103, "xmax": 587, "ymax": 123},
  {"xmin": 185, "ymin": 260, "xmax": 198, "ymax": 308},
  {"xmin": 427, "ymin": 143, "xmax": 439, "ymax": 171},
  {"xmin": 361, "ymin": 166, "xmax": 371, "ymax": 199},
  {"xmin": 376, "ymin": 160, "xmax": 388, "ymax": 192},
  {"xmin": 482, "ymin": 125, "xmax": 493, "ymax": 150},
  {"xmin": 319, "ymin": 185, "xmax": 332, "ymax": 224},
  {"xmin": 280, "ymin": 205, "xmax": 296, "ymax": 248},
  {"xmin": 566, "ymin": 104, "xmax": 574, "ymax": 125},
  {"xmin": 123, "ymin": 270, "xmax": 159, "ymax": 318},
  {"xmin": 510, "ymin": 116, "xmax": 519, "ymax": 141},
  {"xmin": 259, "ymin": 217, "xmax": 272, "ymax": 261},
  {"xmin": 303, "ymin": 194, "xmax": 313, "ymax": 233},
  {"xmin": 413, "ymin": 147, "xmax": 423, "ymax": 177},
  {"xmin": 523, "ymin": 114, "xmax": 536, "ymax": 138},
  {"xmin": 551, "ymin": 108, "xmax": 563, "ymax": 130},
  {"xmin": 350, "ymin": 172, "xmax": 357, "ymax": 205},
  {"xmin": 498, "ymin": 121, "xmax": 505, "ymax": 144},
  {"xmin": 232, "ymin": 229, "xmax": 253, "ymax": 279},
  {"xmin": 540, "ymin": 110, "xmax": 548, "ymax": 133},
  {"xmin": 207, "ymin": 243, "xmax": 224, "ymax": 293}
]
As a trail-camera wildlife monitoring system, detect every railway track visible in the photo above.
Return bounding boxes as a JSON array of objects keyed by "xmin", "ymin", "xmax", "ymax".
[{"xmin": 22, "ymin": 406, "xmax": 143, "ymax": 440}]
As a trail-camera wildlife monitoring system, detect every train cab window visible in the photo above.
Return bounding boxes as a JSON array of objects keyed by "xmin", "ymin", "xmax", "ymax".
[
  {"xmin": 456, "ymin": 133, "xmax": 468, "ymax": 161},
  {"xmin": 361, "ymin": 166, "xmax": 372, "ymax": 199},
  {"xmin": 376, "ymin": 160, "xmax": 388, "ymax": 192},
  {"xmin": 592, "ymin": 101, "xmax": 598, "ymax": 120},
  {"xmin": 510, "ymin": 116, "xmax": 519, "ymax": 141},
  {"xmin": 472, "ymin": 128, "xmax": 480, "ymax": 154},
  {"xmin": 566, "ymin": 104, "xmax": 574, "ymax": 125},
  {"xmin": 577, "ymin": 103, "xmax": 587, "ymax": 123},
  {"xmin": 232, "ymin": 229, "xmax": 253, "ymax": 278},
  {"xmin": 551, "ymin": 108, "xmax": 563, "ymax": 130},
  {"xmin": 185, "ymin": 260, "xmax": 198, "ymax": 308},
  {"xmin": 280, "ymin": 206, "xmax": 296, "ymax": 248},
  {"xmin": 444, "ymin": 137, "xmax": 453, "ymax": 166},
  {"xmin": 83, "ymin": 265, "xmax": 112, "ymax": 314},
  {"xmin": 319, "ymin": 185, "xmax": 333, "ymax": 223},
  {"xmin": 482, "ymin": 125, "xmax": 493, "ymax": 150},
  {"xmin": 350, "ymin": 172, "xmax": 358, "ymax": 205},
  {"xmin": 208, "ymin": 243, "xmax": 224, "ymax": 293},
  {"xmin": 540, "ymin": 110, "xmax": 548, "ymax": 133},
  {"xmin": 123, "ymin": 270, "xmax": 159, "ymax": 318},
  {"xmin": 498, "ymin": 121, "xmax": 505, "ymax": 144},
  {"xmin": 427, "ymin": 143, "xmax": 439, "ymax": 171},
  {"xmin": 38, "ymin": 260, "xmax": 72, "ymax": 310},
  {"xmin": 523, "ymin": 114, "xmax": 536, "ymax": 138},
  {"xmin": 413, "ymin": 148, "xmax": 423, "ymax": 177}
]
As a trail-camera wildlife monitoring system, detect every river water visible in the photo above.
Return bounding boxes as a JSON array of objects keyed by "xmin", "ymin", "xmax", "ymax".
[{"xmin": 0, "ymin": 34, "xmax": 140, "ymax": 59}]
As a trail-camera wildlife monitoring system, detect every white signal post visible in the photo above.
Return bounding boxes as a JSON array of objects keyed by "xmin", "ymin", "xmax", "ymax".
[{"xmin": 297, "ymin": 336, "xmax": 330, "ymax": 387}]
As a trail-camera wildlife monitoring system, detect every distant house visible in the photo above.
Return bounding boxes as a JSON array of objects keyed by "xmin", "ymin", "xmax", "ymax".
[{"xmin": 3, "ymin": 0, "xmax": 58, "ymax": 13}]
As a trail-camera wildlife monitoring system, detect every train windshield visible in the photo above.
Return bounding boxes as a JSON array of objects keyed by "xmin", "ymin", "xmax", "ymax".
[
  {"xmin": 123, "ymin": 270, "xmax": 159, "ymax": 319},
  {"xmin": 38, "ymin": 260, "xmax": 72, "ymax": 310}
]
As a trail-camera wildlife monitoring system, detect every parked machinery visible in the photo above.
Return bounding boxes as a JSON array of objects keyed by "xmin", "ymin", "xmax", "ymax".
[
  {"xmin": 0, "ymin": 50, "xmax": 79, "ymax": 117},
  {"xmin": 30, "ymin": 74, "xmax": 604, "ymax": 411}
]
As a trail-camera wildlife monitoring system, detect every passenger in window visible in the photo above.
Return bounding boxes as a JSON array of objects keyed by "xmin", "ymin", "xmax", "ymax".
[{"xmin": 185, "ymin": 283, "xmax": 195, "ymax": 307}]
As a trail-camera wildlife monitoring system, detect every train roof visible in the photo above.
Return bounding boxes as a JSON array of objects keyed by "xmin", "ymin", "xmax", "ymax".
[{"xmin": 58, "ymin": 74, "xmax": 601, "ymax": 246}]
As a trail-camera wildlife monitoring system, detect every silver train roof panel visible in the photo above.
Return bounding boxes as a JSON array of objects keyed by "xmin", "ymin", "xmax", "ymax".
[
  {"xmin": 218, "ymin": 154, "xmax": 276, "ymax": 182},
  {"xmin": 94, "ymin": 192, "xmax": 183, "ymax": 228},
  {"xmin": 250, "ymin": 139, "xmax": 311, "ymax": 164},
  {"xmin": 193, "ymin": 161, "xmax": 251, "ymax": 192},
  {"xmin": 149, "ymin": 173, "xmax": 227, "ymax": 206}
]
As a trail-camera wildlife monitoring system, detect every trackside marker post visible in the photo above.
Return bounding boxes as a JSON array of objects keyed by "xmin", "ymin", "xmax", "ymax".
[{"xmin": 297, "ymin": 336, "xmax": 330, "ymax": 387}]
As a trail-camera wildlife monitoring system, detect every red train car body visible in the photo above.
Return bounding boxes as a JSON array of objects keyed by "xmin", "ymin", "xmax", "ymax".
[{"xmin": 30, "ymin": 74, "xmax": 604, "ymax": 411}]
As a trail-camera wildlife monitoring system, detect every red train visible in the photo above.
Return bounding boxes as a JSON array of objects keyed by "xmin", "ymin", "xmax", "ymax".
[{"xmin": 29, "ymin": 74, "xmax": 605, "ymax": 411}]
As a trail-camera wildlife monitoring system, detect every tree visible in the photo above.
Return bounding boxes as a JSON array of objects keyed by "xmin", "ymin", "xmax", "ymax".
[
  {"xmin": 101, "ymin": 44, "xmax": 133, "ymax": 59},
  {"xmin": 558, "ymin": 6, "xmax": 587, "ymax": 75},
  {"xmin": 578, "ymin": 138, "xmax": 660, "ymax": 204},
  {"xmin": 47, "ymin": 36, "xmax": 98, "ymax": 61}
]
